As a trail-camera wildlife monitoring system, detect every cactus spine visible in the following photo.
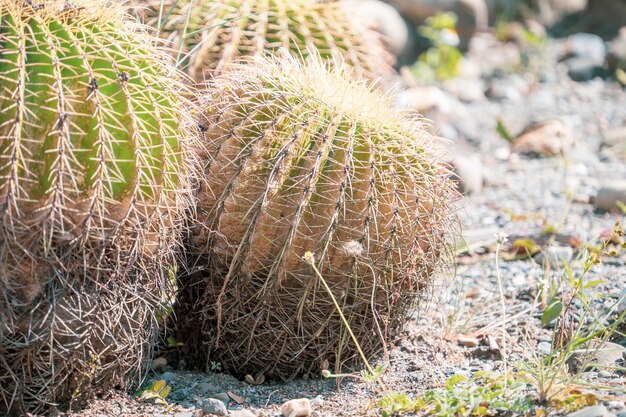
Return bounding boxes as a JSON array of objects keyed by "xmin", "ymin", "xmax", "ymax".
[
  {"xmin": 0, "ymin": 0, "xmax": 197, "ymax": 413},
  {"xmin": 136, "ymin": 0, "xmax": 395, "ymax": 83},
  {"xmin": 181, "ymin": 56, "xmax": 455, "ymax": 379}
]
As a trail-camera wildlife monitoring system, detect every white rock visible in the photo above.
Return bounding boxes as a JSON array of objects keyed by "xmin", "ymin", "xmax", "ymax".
[
  {"xmin": 280, "ymin": 398, "xmax": 312, "ymax": 417},
  {"xmin": 451, "ymin": 153, "xmax": 484, "ymax": 195}
]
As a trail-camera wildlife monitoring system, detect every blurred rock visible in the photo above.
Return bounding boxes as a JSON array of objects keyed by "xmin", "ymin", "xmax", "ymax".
[
  {"xmin": 568, "ymin": 341, "xmax": 626, "ymax": 373},
  {"xmin": 564, "ymin": 33, "xmax": 606, "ymax": 62},
  {"xmin": 443, "ymin": 78, "xmax": 485, "ymax": 102},
  {"xmin": 280, "ymin": 398, "xmax": 312, "ymax": 417},
  {"xmin": 602, "ymin": 126, "xmax": 626, "ymax": 147},
  {"xmin": 511, "ymin": 119, "xmax": 573, "ymax": 156},
  {"xmin": 593, "ymin": 181, "xmax": 626, "ymax": 213},
  {"xmin": 353, "ymin": 0, "xmax": 412, "ymax": 58},
  {"xmin": 607, "ymin": 27, "xmax": 626, "ymax": 71},
  {"xmin": 450, "ymin": 153, "xmax": 484, "ymax": 195},
  {"xmin": 533, "ymin": 246, "xmax": 574, "ymax": 268},
  {"xmin": 151, "ymin": 357, "xmax": 167, "ymax": 372},
  {"xmin": 386, "ymin": 0, "xmax": 488, "ymax": 50},
  {"xmin": 201, "ymin": 398, "xmax": 228, "ymax": 416},
  {"xmin": 536, "ymin": 0, "xmax": 587, "ymax": 26},
  {"xmin": 395, "ymin": 86, "xmax": 461, "ymax": 114},
  {"xmin": 567, "ymin": 405, "xmax": 612, "ymax": 417},
  {"xmin": 229, "ymin": 411, "xmax": 256, "ymax": 417},
  {"xmin": 565, "ymin": 56, "xmax": 608, "ymax": 81}
]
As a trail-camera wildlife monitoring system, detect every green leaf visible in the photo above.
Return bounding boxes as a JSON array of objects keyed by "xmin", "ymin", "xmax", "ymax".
[
  {"xmin": 583, "ymin": 279, "xmax": 606, "ymax": 289},
  {"xmin": 152, "ymin": 379, "xmax": 166, "ymax": 393},
  {"xmin": 541, "ymin": 298, "xmax": 563, "ymax": 327},
  {"xmin": 496, "ymin": 119, "xmax": 515, "ymax": 143},
  {"xmin": 446, "ymin": 374, "xmax": 468, "ymax": 389}
]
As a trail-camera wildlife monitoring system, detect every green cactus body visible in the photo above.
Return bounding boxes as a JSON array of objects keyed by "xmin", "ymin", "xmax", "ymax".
[
  {"xmin": 183, "ymin": 57, "xmax": 455, "ymax": 379},
  {"xmin": 137, "ymin": 0, "xmax": 394, "ymax": 83},
  {"xmin": 0, "ymin": 0, "xmax": 196, "ymax": 413}
]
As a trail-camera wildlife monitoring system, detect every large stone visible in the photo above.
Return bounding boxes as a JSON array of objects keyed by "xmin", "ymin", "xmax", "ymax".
[
  {"xmin": 386, "ymin": 0, "xmax": 488, "ymax": 50},
  {"xmin": 353, "ymin": 0, "xmax": 412, "ymax": 57},
  {"xmin": 201, "ymin": 398, "xmax": 228, "ymax": 416},
  {"xmin": 511, "ymin": 119, "xmax": 574, "ymax": 157},
  {"xmin": 536, "ymin": 0, "xmax": 588, "ymax": 26},
  {"xmin": 564, "ymin": 33, "xmax": 606, "ymax": 62}
]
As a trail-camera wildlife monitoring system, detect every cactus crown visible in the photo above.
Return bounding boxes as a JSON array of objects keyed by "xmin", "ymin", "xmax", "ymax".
[
  {"xmin": 141, "ymin": 0, "xmax": 394, "ymax": 82},
  {"xmin": 187, "ymin": 56, "xmax": 455, "ymax": 378},
  {"xmin": 0, "ymin": 0, "xmax": 195, "ymax": 249}
]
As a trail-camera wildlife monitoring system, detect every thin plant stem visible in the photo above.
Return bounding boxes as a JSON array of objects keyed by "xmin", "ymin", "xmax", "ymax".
[
  {"xmin": 303, "ymin": 252, "xmax": 388, "ymax": 391},
  {"xmin": 494, "ymin": 234, "xmax": 509, "ymax": 384}
]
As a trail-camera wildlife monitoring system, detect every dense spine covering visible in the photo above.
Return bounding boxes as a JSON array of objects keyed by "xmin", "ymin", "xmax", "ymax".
[
  {"xmin": 182, "ymin": 56, "xmax": 455, "ymax": 379},
  {"xmin": 0, "ymin": 0, "xmax": 197, "ymax": 413},
  {"xmin": 135, "ymin": 0, "xmax": 395, "ymax": 83}
]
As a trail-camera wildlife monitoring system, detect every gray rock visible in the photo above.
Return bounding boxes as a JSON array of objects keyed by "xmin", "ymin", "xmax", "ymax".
[
  {"xmin": 533, "ymin": 246, "xmax": 573, "ymax": 269},
  {"xmin": 537, "ymin": 341, "xmax": 552, "ymax": 356},
  {"xmin": 173, "ymin": 413, "xmax": 194, "ymax": 417},
  {"xmin": 593, "ymin": 181, "xmax": 626, "ymax": 213},
  {"xmin": 160, "ymin": 371, "xmax": 177, "ymax": 383},
  {"xmin": 170, "ymin": 388, "xmax": 190, "ymax": 401},
  {"xmin": 197, "ymin": 382, "xmax": 221, "ymax": 395},
  {"xmin": 443, "ymin": 78, "xmax": 485, "ymax": 102},
  {"xmin": 210, "ymin": 392, "xmax": 231, "ymax": 405},
  {"xmin": 201, "ymin": 398, "xmax": 228, "ymax": 416},
  {"xmin": 567, "ymin": 405, "xmax": 613, "ymax": 417},
  {"xmin": 568, "ymin": 341, "xmax": 626, "ymax": 372}
]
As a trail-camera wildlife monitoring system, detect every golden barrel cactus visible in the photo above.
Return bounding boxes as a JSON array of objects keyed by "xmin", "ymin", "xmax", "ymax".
[
  {"xmin": 0, "ymin": 0, "xmax": 197, "ymax": 413},
  {"xmin": 133, "ymin": 0, "xmax": 395, "ymax": 83},
  {"xmin": 180, "ymin": 56, "xmax": 456, "ymax": 379}
]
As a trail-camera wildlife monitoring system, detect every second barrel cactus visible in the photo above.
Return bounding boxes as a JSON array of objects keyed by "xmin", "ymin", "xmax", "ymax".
[{"xmin": 179, "ymin": 56, "xmax": 456, "ymax": 379}]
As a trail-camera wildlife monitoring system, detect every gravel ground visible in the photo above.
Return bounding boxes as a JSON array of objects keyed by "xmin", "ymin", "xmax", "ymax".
[{"xmin": 61, "ymin": 33, "xmax": 626, "ymax": 417}]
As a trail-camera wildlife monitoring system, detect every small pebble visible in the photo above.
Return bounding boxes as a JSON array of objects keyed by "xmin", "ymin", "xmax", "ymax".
[
  {"xmin": 173, "ymin": 413, "xmax": 194, "ymax": 417},
  {"xmin": 457, "ymin": 335, "xmax": 479, "ymax": 347},
  {"xmin": 228, "ymin": 410, "xmax": 256, "ymax": 417},
  {"xmin": 280, "ymin": 398, "xmax": 312, "ymax": 417}
]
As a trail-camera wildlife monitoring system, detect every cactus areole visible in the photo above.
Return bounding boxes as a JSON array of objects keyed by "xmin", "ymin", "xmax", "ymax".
[
  {"xmin": 181, "ymin": 57, "xmax": 456, "ymax": 379},
  {"xmin": 0, "ymin": 0, "xmax": 194, "ymax": 413}
]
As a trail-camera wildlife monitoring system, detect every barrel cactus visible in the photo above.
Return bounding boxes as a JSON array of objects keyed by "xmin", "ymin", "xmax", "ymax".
[
  {"xmin": 0, "ymin": 0, "xmax": 196, "ymax": 413},
  {"xmin": 179, "ymin": 56, "xmax": 456, "ymax": 379},
  {"xmin": 133, "ymin": 0, "xmax": 395, "ymax": 83}
]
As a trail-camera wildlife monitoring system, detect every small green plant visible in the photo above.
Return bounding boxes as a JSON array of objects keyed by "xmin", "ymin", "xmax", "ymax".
[
  {"xmin": 138, "ymin": 380, "xmax": 171, "ymax": 406},
  {"xmin": 377, "ymin": 373, "xmax": 534, "ymax": 417},
  {"xmin": 411, "ymin": 12, "xmax": 463, "ymax": 82},
  {"xmin": 210, "ymin": 361, "xmax": 222, "ymax": 372}
]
